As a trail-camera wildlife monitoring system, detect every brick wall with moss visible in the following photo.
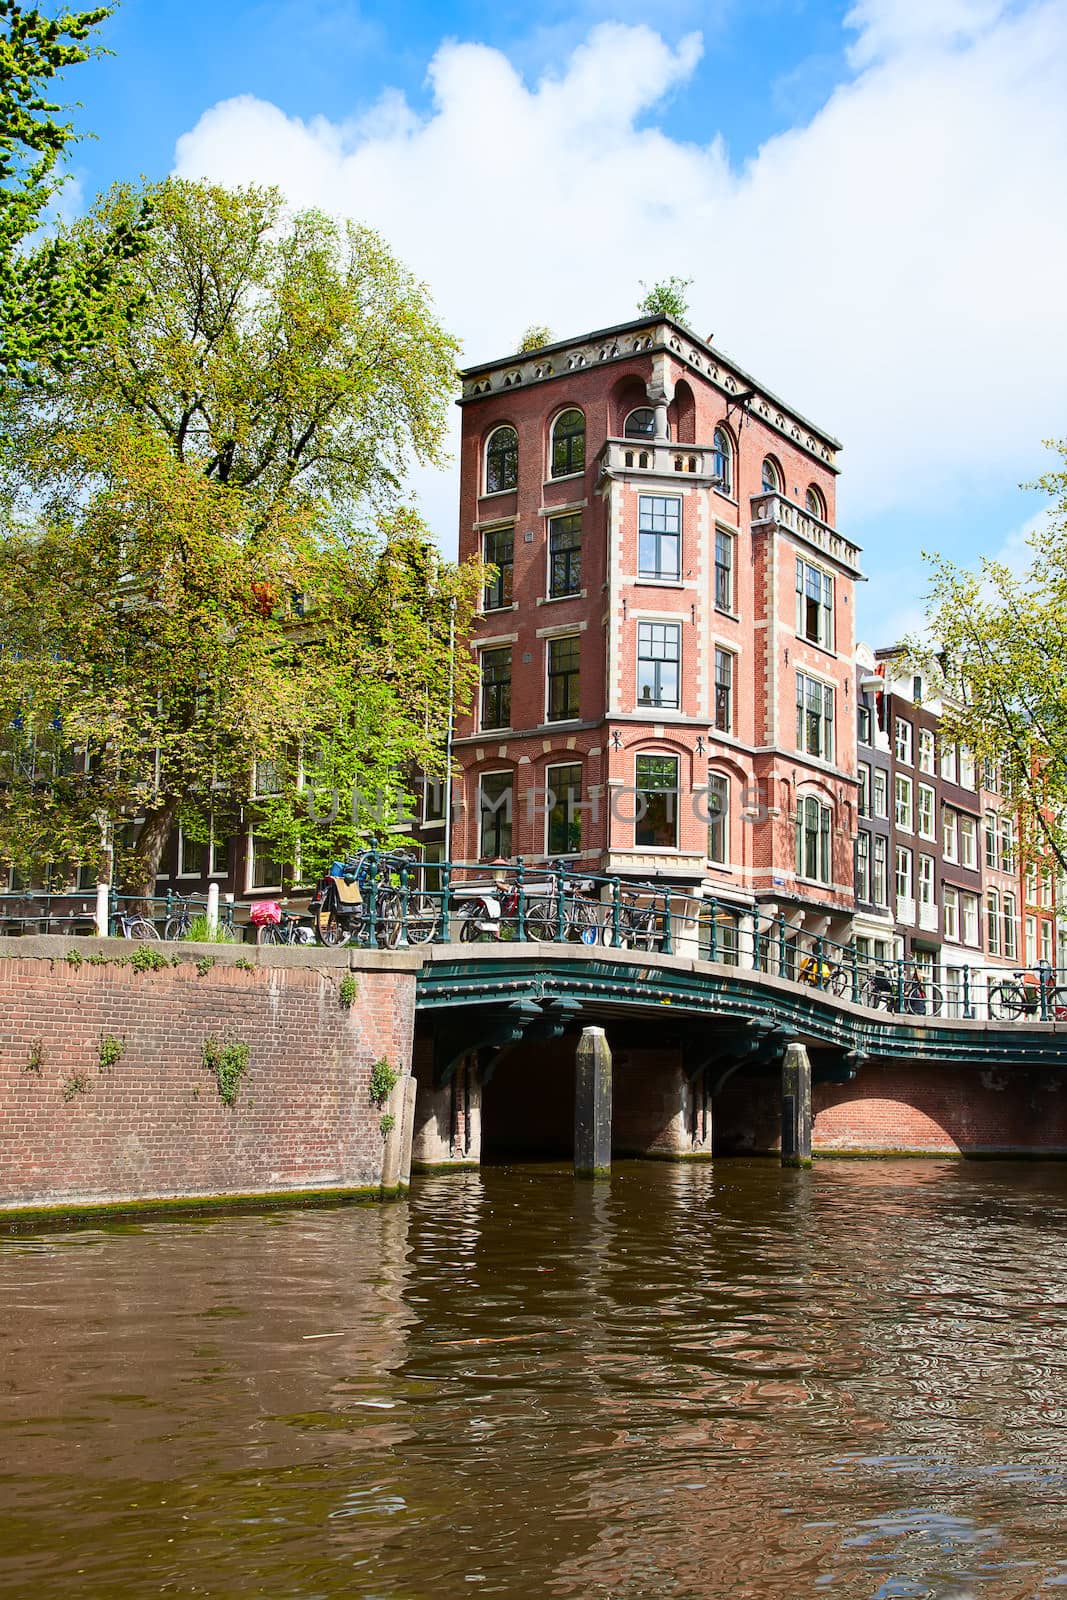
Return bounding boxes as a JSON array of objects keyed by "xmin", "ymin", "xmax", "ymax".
[{"xmin": 0, "ymin": 941, "xmax": 417, "ymax": 1212}]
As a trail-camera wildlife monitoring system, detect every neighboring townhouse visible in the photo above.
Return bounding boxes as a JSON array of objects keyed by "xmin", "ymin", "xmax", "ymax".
[
  {"xmin": 853, "ymin": 644, "xmax": 895, "ymax": 965},
  {"xmin": 448, "ymin": 315, "xmax": 861, "ymax": 951}
]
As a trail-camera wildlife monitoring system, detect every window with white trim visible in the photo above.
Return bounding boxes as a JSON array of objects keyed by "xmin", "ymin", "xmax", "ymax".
[
  {"xmin": 918, "ymin": 728, "xmax": 935, "ymax": 773},
  {"xmin": 872, "ymin": 835, "xmax": 888, "ymax": 906},
  {"xmin": 248, "ymin": 830, "xmax": 283, "ymax": 890},
  {"xmin": 550, "ymin": 409, "xmax": 585, "ymax": 478},
  {"xmin": 479, "ymin": 770, "xmax": 513, "ymax": 858},
  {"xmin": 796, "ymin": 672, "xmax": 834, "ymax": 761},
  {"xmin": 795, "ymin": 559, "xmax": 834, "ymax": 649},
  {"xmin": 985, "ymin": 812, "xmax": 999, "ymax": 869},
  {"xmin": 637, "ymin": 623, "xmax": 679, "ymax": 711},
  {"xmin": 873, "ymin": 768, "xmax": 888, "ymax": 818},
  {"xmin": 958, "ymin": 746, "xmax": 976, "ymax": 790},
  {"xmin": 986, "ymin": 888, "xmax": 1000, "ymax": 955},
  {"xmin": 638, "ymin": 495, "xmax": 681, "ymax": 581},
  {"xmin": 940, "ymin": 740, "xmax": 957, "ymax": 783},
  {"xmin": 707, "ymin": 770, "xmax": 729, "ymax": 864},
  {"xmin": 943, "ymin": 805, "xmax": 958, "ymax": 862},
  {"xmin": 545, "ymin": 762, "xmax": 582, "ymax": 857},
  {"xmin": 894, "ymin": 718, "xmax": 913, "ymax": 765},
  {"xmin": 858, "ymin": 762, "xmax": 871, "ymax": 818},
  {"xmin": 918, "ymin": 852, "xmax": 935, "ymax": 910},
  {"xmin": 635, "ymin": 753, "xmax": 679, "ymax": 848},
  {"xmin": 895, "ymin": 845, "xmax": 913, "ymax": 908},
  {"xmin": 917, "ymin": 783, "xmax": 935, "ymax": 840},
  {"xmin": 1003, "ymin": 892, "xmax": 1018, "ymax": 960},
  {"xmin": 714, "ymin": 648, "xmax": 734, "ymax": 734},
  {"xmin": 714, "ymin": 528, "xmax": 734, "ymax": 612},
  {"xmin": 943, "ymin": 884, "xmax": 959, "ymax": 942},
  {"xmin": 856, "ymin": 830, "xmax": 870, "ymax": 901},
  {"xmin": 962, "ymin": 891, "xmax": 979, "ymax": 946},
  {"xmin": 1026, "ymin": 914, "xmax": 1037, "ymax": 966},
  {"xmin": 795, "ymin": 794, "xmax": 832, "ymax": 884},
  {"xmin": 485, "ymin": 425, "xmax": 518, "ymax": 494},
  {"xmin": 895, "ymin": 774, "xmax": 913, "ymax": 831},
  {"xmin": 713, "ymin": 427, "xmax": 733, "ymax": 495},
  {"xmin": 960, "ymin": 814, "xmax": 977, "ymax": 870}
]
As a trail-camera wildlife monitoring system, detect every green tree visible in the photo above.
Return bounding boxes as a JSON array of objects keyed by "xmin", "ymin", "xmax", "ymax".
[
  {"xmin": 0, "ymin": 2, "xmax": 146, "ymax": 380},
  {"xmin": 517, "ymin": 324, "xmax": 553, "ymax": 353},
  {"xmin": 919, "ymin": 438, "xmax": 1067, "ymax": 872},
  {"xmin": 637, "ymin": 276, "xmax": 693, "ymax": 323},
  {"xmin": 0, "ymin": 178, "xmax": 479, "ymax": 899}
]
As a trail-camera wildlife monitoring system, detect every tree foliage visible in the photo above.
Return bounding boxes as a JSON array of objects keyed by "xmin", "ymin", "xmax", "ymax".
[
  {"xmin": 0, "ymin": 179, "xmax": 479, "ymax": 897},
  {"xmin": 517, "ymin": 324, "xmax": 553, "ymax": 353},
  {"xmin": 637, "ymin": 276, "xmax": 693, "ymax": 323},
  {"xmin": 918, "ymin": 438, "xmax": 1067, "ymax": 872},
  {"xmin": 0, "ymin": 2, "xmax": 147, "ymax": 380}
]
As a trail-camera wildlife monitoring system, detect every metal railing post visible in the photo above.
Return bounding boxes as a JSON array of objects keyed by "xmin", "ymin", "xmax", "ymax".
[
  {"xmin": 516, "ymin": 856, "xmax": 527, "ymax": 941},
  {"xmin": 366, "ymin": 851, "xmax": 379, "ymax": 949},
  {"xmin": 555, "ymin": 863, "xmax": 566, "ymax": 944},
  {"xmin": 814, "ymin": 934, "xmax": 825, "ymax": 989},
  {"xmin": 962, "ymin": 964, "xmax": 973, "ymax": 1019},
  {"xmin": 708, "ymin": 896, "xmax": 718, "ymax": 964},
  {"xmin": 851, "ymin": 940, "xmax": 860, "ymax": 1004},
  {"xmin": 777, "ymin": 914, "xmax": 787, "ymax": 978},
  {"xmin": 662, "ymin": 888, "xmax": 673, "ymax": 955},
  {"xmin": 610, "ymin": 877, "xmax": 622, "ymax": 949},
  {"xmin": 895, "ymin": 957, "xmax": 905, "ymax": 1012},
  {"xmin": 397, "ymin": 862, "xmax": 410, "ymax": 948},
  {"xmin": 440, "ymin": 861, "xmax": 453, "ymax": 945}
]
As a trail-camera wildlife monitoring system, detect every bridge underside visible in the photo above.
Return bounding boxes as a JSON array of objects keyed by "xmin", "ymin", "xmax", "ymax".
[{"xmin": 412, "ymin": 946, "xmax": 1067, "ymax": 1167}]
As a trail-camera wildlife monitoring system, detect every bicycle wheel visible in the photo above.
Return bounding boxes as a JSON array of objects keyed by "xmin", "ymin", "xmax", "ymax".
[
  {"xmin": 566, "ymin": 897, "xmax": 601, "ymax": 944},
  {"xmin": 1046, "ymin": 986, "xmax": 1067, "ymax": 1021},
  {"xmin": 403, "ymin": 892, "xmax": 439, "ymax": 945},
  {"xmin": 525, "ymin": 901, "xmax": 557, "ymax": 941},
  {"xmin": 125, "ymin": 917, "xmax": 159, "ymax": 940},
  {"xmin": 829, "ymin": 965, "xmax": 851, "ymax": 997},
  {"xmin": 457, "ymin": 900, "xmax": 487, "ymax": 942},
  {"xmin": 256, "ymin": 923, "xmax": 283, "ymax": 946},
  {"xmin": 375, "ymin": 890, "xmax": 402, "ymax": 949},
  {"xmin": 988, "ymin": 982, "xmax": 1024, "ymax": 1020},
  {"xmin": 860, "ymin": 976, "xmax": 892, "ymax": 1011},
  {"xmin": 163, "ymin": 915, "xmax": 190, "ymax": 941},
  {"xmin": 925, "ymin": 982, "xmax": 944, "ymax": 1016},
  {"xmin": 314, "ymin": 906, "xmax": 345, "ymax": 947}
]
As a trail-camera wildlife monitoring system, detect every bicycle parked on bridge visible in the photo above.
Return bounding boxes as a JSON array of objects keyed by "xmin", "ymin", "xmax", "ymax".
[
  {"xmin": 860, "ymin": 965, "xmax": 944, "ymax": 1016},
  {"xmin": 988, "ymin": 964, "xmax": 1067, "ymax": 1020},
  {"xmin": 250, "ymin": 900, "xmax": 314, "ymax": 946}
]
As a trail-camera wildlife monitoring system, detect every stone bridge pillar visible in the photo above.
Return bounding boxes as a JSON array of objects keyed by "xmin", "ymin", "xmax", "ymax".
[
  {"xmin": 575, "ymin": 1026, "xmax": 612, "ymax": 1178},
  {"xmin": 781, "ymin": 1040, "xmax": 813, "ymax": 1167}
]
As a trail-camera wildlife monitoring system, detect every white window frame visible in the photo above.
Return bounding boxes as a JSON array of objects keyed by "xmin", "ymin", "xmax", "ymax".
[
  {"xmin": 918, "ymin": 728, "xmax": 936, "ymax": 774},
  {"xmin": 894, "ymin": 773, "xmax": 913, "ymax": 832},
  {"xmin": 986, "ymin": 888, "xmax": 1000, "ymax": 955},
  {"xmin": 917, "ymin": 783, "xmax": 935, "ymax": 840},
  {"xmin": 943, "ymin": 884, "xmax": 959, "ymax": 942},
  {"xmin": 873, "ymin": 768, "xmax": 888, "ymax": 819},
  {"xmin": 795, "ymin": 558, "xmax": 834, "ymax": 650},
  {"xmin": 894, "ymin": 718, "xmax": 913, "ymax": 765},
  {"xmin": 962, "ymin": 891, "xmax": 979, "ymax": 947},
  {"xmin": 960, "ymin": 814, "xmax": 978, "ymax": 871}
]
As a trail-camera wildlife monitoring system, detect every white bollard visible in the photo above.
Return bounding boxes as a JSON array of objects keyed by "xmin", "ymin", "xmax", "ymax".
[
  {"xmin": 95, "ymin": 882, "xmax": 109, "ymax": 939},
  {"xmin": 206, "ymin": 881, "xmax": 220, "ymax": 935}
]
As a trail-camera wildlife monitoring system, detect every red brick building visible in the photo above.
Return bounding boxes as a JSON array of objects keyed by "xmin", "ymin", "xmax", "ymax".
[{"xmin": 449, "ymin": 316, "xmax": 862, "ymax": 945}]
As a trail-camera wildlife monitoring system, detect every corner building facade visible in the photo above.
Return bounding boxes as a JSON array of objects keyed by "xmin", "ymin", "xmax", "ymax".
[{"xmin": 452, "ymin": 317, "xmax": 862, "ymax": 944}]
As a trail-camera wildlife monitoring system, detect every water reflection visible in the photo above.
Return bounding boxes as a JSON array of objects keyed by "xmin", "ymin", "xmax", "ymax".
[{"xmin": 1, "ymin": 1160, "xmax": 1066, "ymax": 1597}]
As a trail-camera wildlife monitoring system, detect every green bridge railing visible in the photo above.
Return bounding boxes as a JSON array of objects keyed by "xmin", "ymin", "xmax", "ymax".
[{"xmin": 3, "ymin": 852, "xmax": 1065, "ymax": 1027}]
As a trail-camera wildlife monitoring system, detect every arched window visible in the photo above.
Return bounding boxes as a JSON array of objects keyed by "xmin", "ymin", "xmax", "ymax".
[
  {"xmin": 707, "ymin": 769, "xmax": 729, "ymax": 864},
  {"xmin": 805, "ymin": 484, "xmax": 826, "ymax": 520},
  {"xmin": 485, "ymin": 426, "xmax": 518, "ymax": 495},
  {"xmin": 713, "ymin": 427, "xmax": 733, "ymax": 495},
  {"xmin": 795, "ymin": 793, "xmax": 832, "ymax": 884},
  {"xmin": 761, "ymin": 456, "xmax": 782, "ymax": 494},
  {"xmin": 551, "ymin": 408, "xmax": 585, "ymax": 478},
  {"xmin": 624, "ymin": 407, "xmax": 656, "ymax": 439}
]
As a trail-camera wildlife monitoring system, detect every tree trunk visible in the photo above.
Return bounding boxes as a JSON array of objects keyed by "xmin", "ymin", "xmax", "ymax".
[{"xmin": 121, "ymin": 795, "xmax": 180, "ymax": 915}]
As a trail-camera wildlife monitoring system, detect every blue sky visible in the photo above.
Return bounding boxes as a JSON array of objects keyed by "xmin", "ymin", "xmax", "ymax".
[{"xmin": 61, "ymin": 0, "xmax": 1067, "ymax": 645}]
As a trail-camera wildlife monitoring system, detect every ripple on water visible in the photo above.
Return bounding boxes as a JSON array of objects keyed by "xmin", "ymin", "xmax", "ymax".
[{"xmin": 0, "ymin": 1159, "xmax": 1065, "ymax": 1598}]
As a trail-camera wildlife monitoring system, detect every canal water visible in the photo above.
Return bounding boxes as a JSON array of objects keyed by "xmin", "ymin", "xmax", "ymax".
[{"xmin": 1, "ymin": 1160, "xmax": 1066, "ymax": 1599}]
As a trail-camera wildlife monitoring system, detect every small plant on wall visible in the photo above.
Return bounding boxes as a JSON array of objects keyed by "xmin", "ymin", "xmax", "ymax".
[
  {"xmin": 339, "ymin": 973, "xmax": 359, "ymax": 1009},
  {"xmin": 98, "ymin": 1034, "xmax": 125, "ymax": 1072},
  {"xmin": 369, "ymin": 1057, "xmax": 399, "ymax": 1108},
  {"xmin": 25, "ymin": 1038, "xmax": 44, "ymax": 1074},
  {"xmin": 63, "ymin": 1070, "xmax": 90, "ymax": 1102},
  {"xmin": 203, "ymin": 1035, "xmax": 250, "ymax": 1107}
]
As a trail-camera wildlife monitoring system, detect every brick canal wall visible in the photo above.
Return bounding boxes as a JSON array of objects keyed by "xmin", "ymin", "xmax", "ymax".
[
  {"xmin": 716, "ymin": 1059, "xmax": 1067, "ymax": 1156},
  {"xmin": 0, "ymin": 939, "xmax": 418, "ymax": 1215}
]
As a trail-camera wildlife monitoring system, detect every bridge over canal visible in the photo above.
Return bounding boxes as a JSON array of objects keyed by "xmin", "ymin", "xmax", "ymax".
[{"xmin": 410, "ymin": 944, "xmax": 1067, "ymax": 1168}]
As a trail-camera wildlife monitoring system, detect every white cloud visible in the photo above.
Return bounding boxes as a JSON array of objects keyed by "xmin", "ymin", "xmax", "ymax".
[{"xmin": 173, "ymin": 1, "xmax": 1067, "ymax": 555}]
